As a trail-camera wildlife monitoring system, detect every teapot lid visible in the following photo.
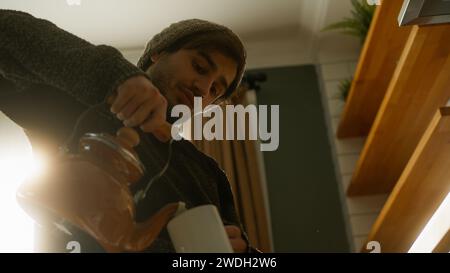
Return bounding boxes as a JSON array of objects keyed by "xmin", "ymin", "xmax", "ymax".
[{"xmin": 80, "ymin": 133, "xmax": 145, "ymax": 183}]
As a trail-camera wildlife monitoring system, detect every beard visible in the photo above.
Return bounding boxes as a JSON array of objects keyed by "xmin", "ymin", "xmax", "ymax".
[
  {"xmin": 146, "ymin": 63, "xmax": 170, "ymax": 100},
  {"xmin": 146, "ymin": 62, "xmax": 175, "ymax": 103}
]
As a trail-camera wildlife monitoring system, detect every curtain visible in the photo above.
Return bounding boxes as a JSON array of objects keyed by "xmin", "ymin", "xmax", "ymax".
[{"xmin": 191, "ymin": 85, "xmax": 273, "ymax": 252}]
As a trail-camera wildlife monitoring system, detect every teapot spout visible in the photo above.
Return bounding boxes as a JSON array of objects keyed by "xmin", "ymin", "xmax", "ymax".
[{"xmin": 125, "ymin": 202, "xmax": 179, "ymax": 252}]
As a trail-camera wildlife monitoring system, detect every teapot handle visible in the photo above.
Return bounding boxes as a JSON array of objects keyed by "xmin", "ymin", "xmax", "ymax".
[{"xmin": 123, "ymin": 202, "xmax": 179, "ymax": 252}]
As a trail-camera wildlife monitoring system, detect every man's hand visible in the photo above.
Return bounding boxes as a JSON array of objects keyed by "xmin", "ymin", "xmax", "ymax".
[
  {"xmin": 225, "ymin": 225, "xmax": 247, "ymax": 253},
  {"xmin": 110, "ymin": 75, "xmax": 168, "ymax": 134}
]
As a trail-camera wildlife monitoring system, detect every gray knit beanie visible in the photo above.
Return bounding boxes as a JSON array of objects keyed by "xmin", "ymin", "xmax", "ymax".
[{"xmin": 137, "ymin": 19, "xmax": 246, "ymax": 98}]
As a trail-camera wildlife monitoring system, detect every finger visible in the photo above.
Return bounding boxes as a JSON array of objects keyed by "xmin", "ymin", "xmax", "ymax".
[
  {"xmin": 225, "ymin": 225, "xmax": 241, "ymax": 238},
  {"xmin": 124, "ymin": 99, "xmax": 157, "ymax": 127},
  {"xmin": 152, "ymin": 122, "xmax": 172, "ymax": 142},
  {"xmin": 229, "ymin": 238, "xmax": 247, "ymax": 253},
  {"xmin": 139, "ymin": 113, "xmax": 165, "ymax": 133},
  {"xmin": 153, "ymin": 93, "xmax": 168, "ymax": 121},
  {"xmin": 119, "ymin": 94, "xmax": 150, "ymax": 121},
  {"xmin": 110, "ymin": 88, "xmax": 135, "ymax": 114},
  {"xmin": 139, "ymin": 95, "xmax": 167, "ymax": 131},
  {"xmin": 107, "ymin": 93, "xmax": 117, "ymax": 105}
]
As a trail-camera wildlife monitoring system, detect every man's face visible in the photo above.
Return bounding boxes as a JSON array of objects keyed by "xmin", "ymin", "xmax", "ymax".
[{"xmin": 146, "ymin": 49, "xmax": 237, "ymax": 110}]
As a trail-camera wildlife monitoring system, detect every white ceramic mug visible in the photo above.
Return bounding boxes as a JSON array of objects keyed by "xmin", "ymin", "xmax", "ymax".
[{"xmin": 167, "ymin": 204, "xmax": 233, "ymax": 253}]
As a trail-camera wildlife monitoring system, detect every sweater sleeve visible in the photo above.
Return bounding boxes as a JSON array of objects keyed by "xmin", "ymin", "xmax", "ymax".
[{"xmin": 0, "ymin": 9, "xmax": 146, "ymax": 106}]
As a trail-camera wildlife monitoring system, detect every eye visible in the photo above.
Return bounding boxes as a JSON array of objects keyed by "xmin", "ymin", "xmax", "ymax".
[{"xmin": 192, "ymin": 60, "xmax": 208, "ymax": 75}]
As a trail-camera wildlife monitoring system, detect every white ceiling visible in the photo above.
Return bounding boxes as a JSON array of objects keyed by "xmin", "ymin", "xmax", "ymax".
[{"xmin": 1, "ymin": 0, "xmax": 360, "ymax": 66}]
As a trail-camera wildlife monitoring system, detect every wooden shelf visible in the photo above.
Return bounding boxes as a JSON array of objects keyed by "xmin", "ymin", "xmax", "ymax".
[
  {"xmin": 433, "ymin": 228, "xmax": 450, "ymax": 253},
  {"xmin": 347, "ymin": 24, "xmax": 450, "ymax": 196},
  {"xmin": 361, "ymin": 107, "xmax": 450, "ymax": 253},
  {"xmin": 337, "ymin": 0, "xmax": 412, "ymax": 138}
]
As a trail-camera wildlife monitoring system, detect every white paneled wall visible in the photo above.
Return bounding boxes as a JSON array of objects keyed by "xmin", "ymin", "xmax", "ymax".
[{"xmin": 317, "ymin": 60, "xmax": 388, "ymax": 253}]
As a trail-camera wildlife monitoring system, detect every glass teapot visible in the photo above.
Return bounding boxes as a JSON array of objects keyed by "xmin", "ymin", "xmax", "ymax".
[{"xmin": 16, "ymin": 125, "xmax": 178, "ymax": 253}]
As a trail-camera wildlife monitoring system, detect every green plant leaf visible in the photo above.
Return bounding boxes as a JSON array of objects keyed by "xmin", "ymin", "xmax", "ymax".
[
  {"xmin": 339, "ymin": 78, "xmax": 353, "ymax": 101},
  {"xmin": 321, "ymin": 0, "xmax": 376, "ymax": 43}
]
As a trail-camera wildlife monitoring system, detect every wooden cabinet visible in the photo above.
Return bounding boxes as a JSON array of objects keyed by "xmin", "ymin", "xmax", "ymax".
[{"xmin": 337, "ymin": 0, "xmax": 450, "ymax": 252}]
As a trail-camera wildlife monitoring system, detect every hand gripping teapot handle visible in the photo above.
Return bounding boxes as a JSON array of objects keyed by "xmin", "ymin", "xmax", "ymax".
[{"xmin": 107, "ymin": 94, "xmax": 172, "ymax": 143}]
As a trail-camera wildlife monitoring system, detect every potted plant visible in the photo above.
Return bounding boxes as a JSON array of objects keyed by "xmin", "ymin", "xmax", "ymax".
[
  {"xmin": 322, "ymin": 0, "xmax": 376, "ymax": 44},
  {"xmin": 322, "ymin": 0, "xmax": 376, "ymax": 101}
]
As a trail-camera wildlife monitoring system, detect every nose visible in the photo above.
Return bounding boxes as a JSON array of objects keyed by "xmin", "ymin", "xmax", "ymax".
[{"xmin": 193, "ymin": 76, "xmax": 214, "ymax": 97}]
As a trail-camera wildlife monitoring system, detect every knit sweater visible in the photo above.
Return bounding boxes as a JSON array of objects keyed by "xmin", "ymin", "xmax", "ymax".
[{"xmin": 0, "ymin": 9, "xmax": 245, "ymax": 253}]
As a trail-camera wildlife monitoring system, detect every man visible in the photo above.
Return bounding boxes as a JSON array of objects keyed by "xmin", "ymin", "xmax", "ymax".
[{"xmin": 0, "ymin": 9, "xmax": 251, "ymax": 252}]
